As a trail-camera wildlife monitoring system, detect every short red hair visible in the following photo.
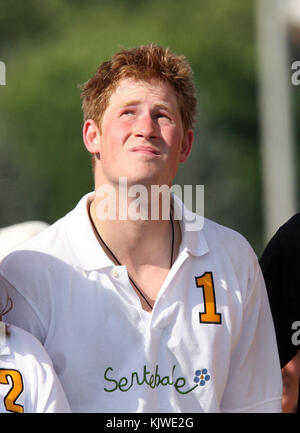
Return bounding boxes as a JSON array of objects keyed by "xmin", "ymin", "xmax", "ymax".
[
  {"xmin": 79, "ymin": 43, "xmax": 198, "ymax": 132},
  {"xmin": 79, "ymin": 44, "xmax": 197, "ymax": 171}
]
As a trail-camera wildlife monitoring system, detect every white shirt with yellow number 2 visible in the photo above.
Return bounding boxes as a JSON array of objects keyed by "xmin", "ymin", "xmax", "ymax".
[{"xmin": 0, "ymin": 322, "xmax": 70, "ymax": 413}]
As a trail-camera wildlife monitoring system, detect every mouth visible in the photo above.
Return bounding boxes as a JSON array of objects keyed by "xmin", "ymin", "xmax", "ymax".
[{"xmin": 130, "ymin": 145, "xmax": 161, "ymax": 156}]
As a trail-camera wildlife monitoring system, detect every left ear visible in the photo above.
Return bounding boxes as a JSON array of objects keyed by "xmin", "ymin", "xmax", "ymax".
[{"xmin": 179, "ymin": 129, "xmax": 194, "ymax": 163}]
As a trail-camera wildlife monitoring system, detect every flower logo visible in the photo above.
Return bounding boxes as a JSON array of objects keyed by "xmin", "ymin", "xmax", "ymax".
[{"xmin": 194, "ymin": 369, "xmax": 210, "ymax": 386}]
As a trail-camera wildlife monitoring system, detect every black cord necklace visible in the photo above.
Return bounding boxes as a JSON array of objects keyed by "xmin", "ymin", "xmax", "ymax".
[{"xmin": 89, "ymin": 208, "xmax": 175, "ymax": 310}]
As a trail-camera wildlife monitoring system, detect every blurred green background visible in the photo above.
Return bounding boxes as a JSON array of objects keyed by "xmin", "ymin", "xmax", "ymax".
[{"xmin": 0, "ymin": 0, "xmax": 299, "ymax": 255}]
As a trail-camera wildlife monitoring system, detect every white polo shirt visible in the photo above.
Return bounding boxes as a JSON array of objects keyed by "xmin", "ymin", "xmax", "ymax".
[
  {"xmin": 0, "ymin": 323, "xmax": 71, "ymax": 413},
  {"xmin": 0, "ymin": 193, "xmax": 282, "ymax": 412}
]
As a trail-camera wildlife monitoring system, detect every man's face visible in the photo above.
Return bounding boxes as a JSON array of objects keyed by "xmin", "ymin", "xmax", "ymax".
[{"xmin": 86, "ymin": 78, "xmax": 193, "ymax": 188}]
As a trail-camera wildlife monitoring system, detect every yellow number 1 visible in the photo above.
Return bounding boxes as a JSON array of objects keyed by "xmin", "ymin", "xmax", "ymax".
[{"xmin": 195, "ymin": 272, "xmax": 222, "ymax": 324}]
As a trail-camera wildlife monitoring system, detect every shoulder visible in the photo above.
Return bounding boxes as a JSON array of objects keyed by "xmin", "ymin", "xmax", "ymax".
[
  {"xmin": 8, "ymin": 215, "xmax": 69, "ymax": 257},
  {"xmin": 176, "ymin": 190, "xmax": 255, "ymax": 262},
  {"xmin": 271, "ymin": 213, "xmax": 300, "ymax": 243},
  {"xmin": 279, "ymin": 213, "xmax": 300, "ymax": 231},
  {"xmin": 261, "ymin": 213, "xmax": 300, "ymax": 264},
  {"xmin": 0, "ymin": 193, "xmax": 92, "ymax": 266},
  {"xmin": 0, "ymin": 194, "xmax": 94, "ymax": 302},
  {"xmin": 0, "ymin": 195, "xmax": 89, "ymax": 280},
  {"xmin": 0, "ymin": 221, "xmax": 49, "ymax": 261},
  {"xmin": 1, "ymin": 325, "xmax": 71, "ymax": 413},
  {"xmin": 1, "ymin": 324, "xmax": 56, "ymax": 375},
  {"xmin": 0, "ymin": 216, "xmax": 69, "ymax": 290},
  {"xmin": 202, "ymin": 217, "xmax": 256, "ymax": 261},
  {"xmin": 277, "ymin": 213, "xmax": 300, "ymax": 245},
  {"xmin": 183, "ymin": 216, "xmax": 260, "ymax": 294},
  {"xmin": 203, "ymin": 217, "xmax": 250, "ymax": 244},
  {"xmin": 0, "ymin": 214, "xmax": 77, "ymax": 314},
  {"xmin": 4, "ymin": 324, "xmax": 52, "ymax": 361}
]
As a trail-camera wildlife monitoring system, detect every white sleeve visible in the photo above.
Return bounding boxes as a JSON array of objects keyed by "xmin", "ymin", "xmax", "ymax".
[
  {"xmin": 0, "ymin": 273, "xmax": 47, "ymax": 344},
  {"xmin": 220, "ymin": 258, "xmax": 283, "ymax": 413},
  {"xmin": 27, "ymin": 347, "xmax": 71, "ymax": 413},
  {"xmin": 0, "ymin": 326, "xmax": 70, "ymax": 413}
]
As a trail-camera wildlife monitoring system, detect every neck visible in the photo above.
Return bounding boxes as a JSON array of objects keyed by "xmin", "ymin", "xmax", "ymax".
[
  {"xmin": 88, "ymin": 192, "xmax": 180, "ymax": 269},
  {"xmin": 88, "ymin": 187, "xmax": 182, "ymax": 312}
]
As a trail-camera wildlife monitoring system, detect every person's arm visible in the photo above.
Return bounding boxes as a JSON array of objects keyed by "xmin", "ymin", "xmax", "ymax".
[
  {"xmin": 22, "ymin": 330, "xmax": 71, "ymax": 413},
  {"xmin": 260, "ymin": 219, "xmax": 300, "ymax": 412},
  {"xmin": 220, "ymin": 257, "xmax": 282, "ymax": 412},
  {"xmin": 281, "ymin": 351, "xmax": 300, "ymax": 413},
  {"xmin": 260, "ymin": 231, "xmax": 297, "ymax": 368},
  {"xmin": 1, "ymin": 325, "xmax": 71, "ymax": 413}
]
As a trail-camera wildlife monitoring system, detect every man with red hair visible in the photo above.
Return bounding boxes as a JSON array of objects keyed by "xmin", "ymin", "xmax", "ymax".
[{"xmin": 0, "ymin": 44, "xmax": 282, "ymax": 412}]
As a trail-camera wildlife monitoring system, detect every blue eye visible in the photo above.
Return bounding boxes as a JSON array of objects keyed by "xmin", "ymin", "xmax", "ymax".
[
  {"xmin": 121, "ymin": 110, "xmax": 135, "ymax": 116},
  {"xmin": 156, "ymin": 112, "xmax": 171, "ymax": 120}
]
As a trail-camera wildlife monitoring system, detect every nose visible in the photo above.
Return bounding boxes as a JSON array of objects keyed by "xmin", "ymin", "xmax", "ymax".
[{"xmin": 133, "ymin": 112, "xmax": 158, "ymax": 140}]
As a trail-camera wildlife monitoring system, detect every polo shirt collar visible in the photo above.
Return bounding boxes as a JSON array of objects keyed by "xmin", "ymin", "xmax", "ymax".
[
  {"xmin": 64, "ymin": 192, "xmax": 209, "ymax": 271},
  {"xmin": 172, "ymin": 193, "xmax": 209, "ymax": 257},
  {"xmin": 64, "ymin": 193, "xmax": 114, "ymax": 271}
]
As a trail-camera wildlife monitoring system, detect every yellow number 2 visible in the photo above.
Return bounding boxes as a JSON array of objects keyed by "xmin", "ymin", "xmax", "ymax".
[
  {"xmin": 195, "ymin": 272, "xmax": 222, "ymax": 324},
  {"xmin": 0, "ymin": 369, "xmax": 24, "ymax": 413}
]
